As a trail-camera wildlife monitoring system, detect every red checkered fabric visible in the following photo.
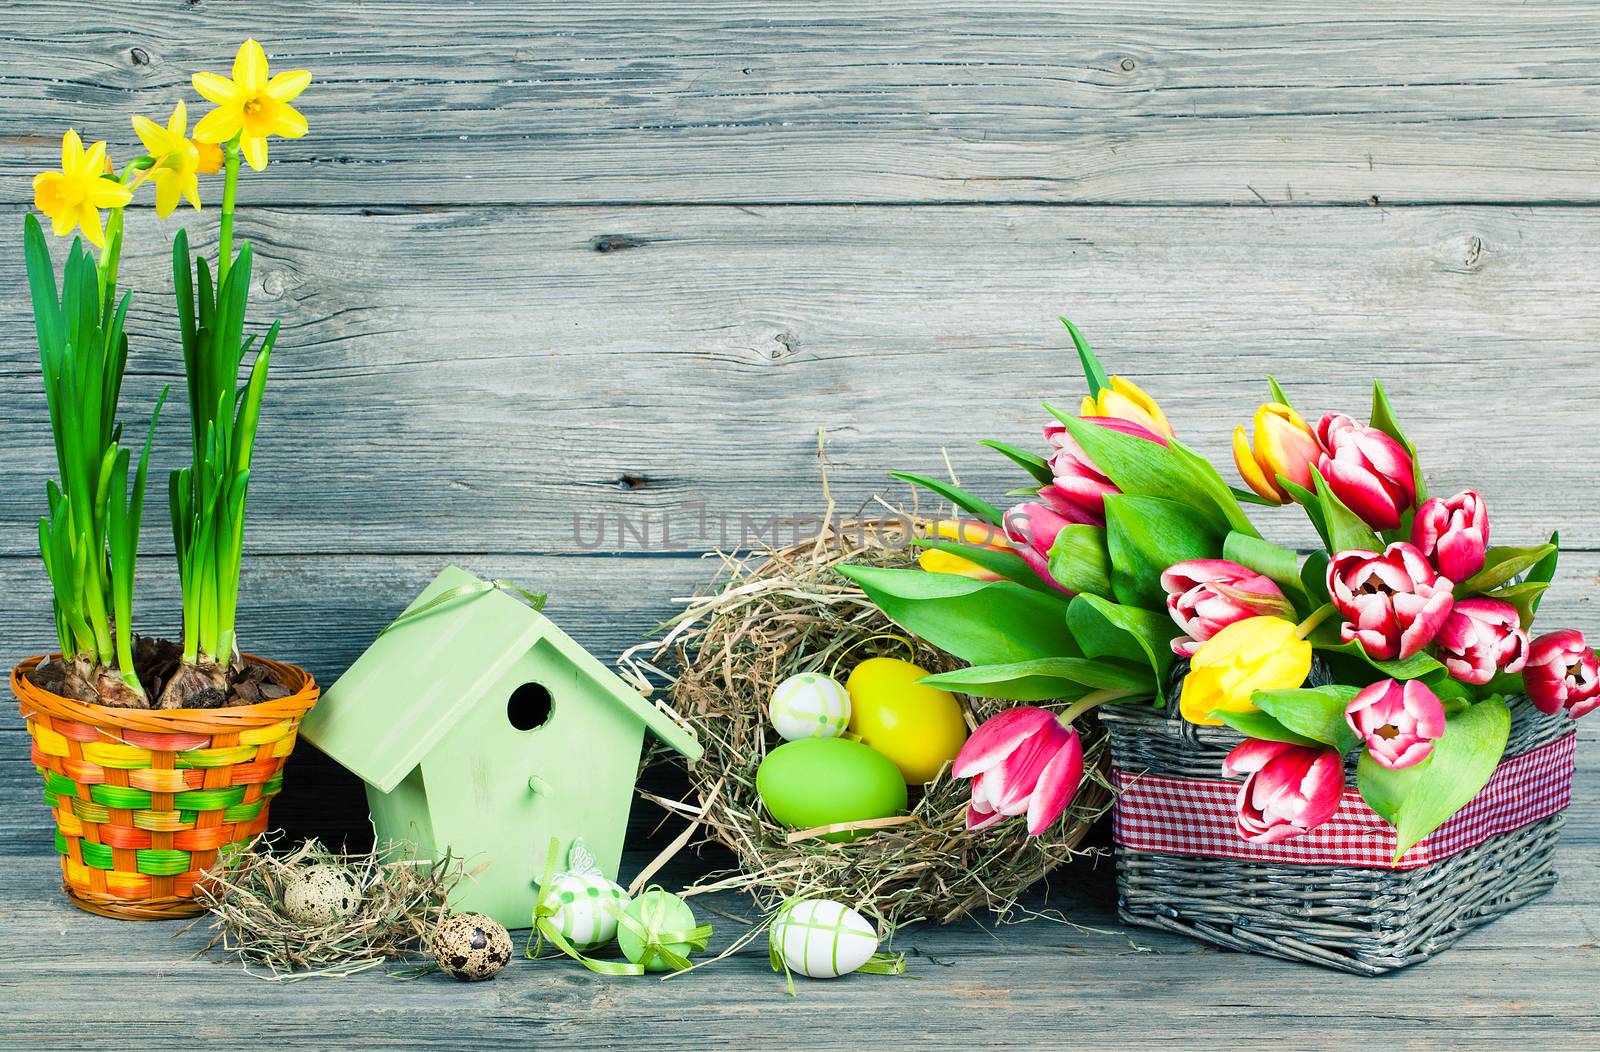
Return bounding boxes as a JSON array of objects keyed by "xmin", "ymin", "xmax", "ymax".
[{"xmin": 1112, "ymin": 733, "xmax": 1576, "ymax": 870}]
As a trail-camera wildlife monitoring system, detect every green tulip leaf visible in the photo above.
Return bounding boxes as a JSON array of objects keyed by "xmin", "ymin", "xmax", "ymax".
[
  {"xmin": 1309, "ymin": 465, "xmax": 1383, "ymax": 556},
  {"xmin": 1046, "ymin": 523, "xmax": 1113, "ymax": 598},
  {"xmin": 1357, "ymin": 750, "xmax": 1426, "ymax": 826},
  {"xmin": 1103, "ymin": 494, "xmax": 1226, "ymax": 611},
  {"xmin": 1523, "ymin": 531, "xmax": 1560, "ymax": 621},
  {"xmin": 1230, "ymin": 485, "xmax": 1279, "ymax": 507},
  {"xmin": 1458, "ymin": 543, "xmax": 1557, "ymax": 596},
  {"xmin": 1066, "ymin": 592, "xmax": 1177, "ymax": 694},
  {"xmin": 1279, "ymin": 476, "xmax": 1331, "ymax": 550},
  {"xmin": 1370, "ymin": 380, "xmax": 1428, "ymax": 507},
  {"xmin": 1299, "ymin": 549, "xmax": 1331, "ymax": 607},
  {"xmin": 837, "ymin": 564, "xmax": 1077, "ymax": 666},
  {"xmin": 1267, "ymin": 375, "xmax": 1294, "ymax": 409},
  {"xmin": 1251, "ymin": 685, "xmax": 1362, "ymax": 752},
  {"xmin": 887, "ymin": 471, "xmax": 1002, "ymax": 526},
  {"xmin": 921, "ymin": 656, "xmax": 1153, "ymax": 701},
  {"xmin": 1215, "ymin": 709, "xmax": 1322, "ymax": 749},
  {"xmin": 1223, "ymin": 531, "xmax": 1312, "ymax": 615},
  {"xmin": 1061, "ymin": 315, "xmax": 1110, "ymax": 397},
  {"xmin": 1311, "ymin": 633, "xmax": 1444, "ymax": 681},
  {"xmin": 1388, "ymin": 695, "xmax": 1511, "ymax": 862},
  {"xmin": 912, "ymin": 538, "xmax": 1059, "ymax": 596},
  {"xmin": 980, "ymin": 440, "xmax": 1054, "ymax": 486},
  {"xmin": 1167, "ymin": 437, "xmax": 1263, "ymax": 538},
  {"xmin": 1487, "ymin": 580, "xmax": 1552, "ymax": 630}
]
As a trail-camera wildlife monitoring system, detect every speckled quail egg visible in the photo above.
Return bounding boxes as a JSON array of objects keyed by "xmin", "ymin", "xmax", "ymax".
[
  {"xmin": 431, "ymin": 913, "xmax": 513, "ymax": 982},
  {"xmin": 281, "ymin": 864, "xmax": 361, "ymax": 926}
]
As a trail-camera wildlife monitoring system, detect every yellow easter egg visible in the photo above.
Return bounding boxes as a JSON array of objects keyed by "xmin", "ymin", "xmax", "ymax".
[{"xmin": 845, "ymin": 657, "xmax": 969, "ymax": 783}]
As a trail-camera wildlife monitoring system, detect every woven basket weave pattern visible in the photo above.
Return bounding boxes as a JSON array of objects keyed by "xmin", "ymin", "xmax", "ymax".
[
  {"xmin": 1102, "ymin": 698, "xmax": 1573, "ymax": 975},
  {"xmin": 13, "ymin": 655, "xmax": 319, "ymax": 920}
]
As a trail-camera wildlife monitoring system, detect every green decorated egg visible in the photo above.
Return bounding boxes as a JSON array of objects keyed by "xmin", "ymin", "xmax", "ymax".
[
  {"xmin": 535, "ymin": 839, "xmax": 629, "ymax": 951},
  {"xmin": 756, "ymin": 737, "xmax": 908, "ymax": 842},
  {"xmin": 618, "ymin": 889, "xmax": 700, "ymax": 973}
]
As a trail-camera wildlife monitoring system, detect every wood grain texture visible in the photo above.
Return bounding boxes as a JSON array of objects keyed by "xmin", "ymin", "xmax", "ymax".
[
  {"xmin": 2, "ymin": 204, "xmax": 1597, "ymax": 557},
  {"xmin": 0, "ymin": 845, "xmax": 1596, "ymax": 1050},
  {"xmin": 3, "ymin": 2, "xmax": 1600, "ymax": 206}
]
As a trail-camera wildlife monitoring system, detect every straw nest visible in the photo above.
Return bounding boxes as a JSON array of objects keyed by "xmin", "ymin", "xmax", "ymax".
[
  {"xmin": 191, "ymin": 836, "xmax": 462, "ymax": 980},
  {"xmin": 622, "ymin": 515, "xmax": 1112, "ymax": 928}
]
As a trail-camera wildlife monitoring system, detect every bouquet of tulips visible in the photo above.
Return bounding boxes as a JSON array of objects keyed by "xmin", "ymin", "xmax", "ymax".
[
  {"xmin": 844, "ymin": 320, "xmax": 1596, "ymax": 860},
  {"xmin": 24, "ymin": 40, "xmax": 312, "ymax": 708}
]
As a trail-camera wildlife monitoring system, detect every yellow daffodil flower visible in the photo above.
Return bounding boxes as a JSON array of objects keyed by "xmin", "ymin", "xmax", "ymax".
[
  {"xmin": 130, "ymin": 102, "xmax": 204, "ymax": 218},
  {"xmin": 1178, "ymin": 616, "xmax": 1311, "ymax": 726},
  {"xmin": 195, "ymin": 139, "xmax": 224, "ymax": 175},
  {"xmin": 32, "ymin": 130, "xmax": 133, "ymax": 249},
  {"xmin": 1081, "ymin": 376, "xmax": 1174, "ymax": 438},
  {"xmin": 192, "ymin": 38, "xmax": 311, "ymax": 171}
]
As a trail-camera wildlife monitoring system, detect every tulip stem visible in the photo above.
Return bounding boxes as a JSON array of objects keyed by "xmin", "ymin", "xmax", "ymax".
[
  {"xmin": 1294, "ymin": 602, "xmax": 1337, "ymax": 640},
  {"xmin": 1059, "ymin": 689, "xmax": 1135, "ymax": 726}
]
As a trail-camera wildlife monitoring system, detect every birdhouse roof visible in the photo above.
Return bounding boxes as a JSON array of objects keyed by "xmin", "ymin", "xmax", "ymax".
[{"xmin": 300, "ymin": 565, "xmax": 701, "ymax": 793}]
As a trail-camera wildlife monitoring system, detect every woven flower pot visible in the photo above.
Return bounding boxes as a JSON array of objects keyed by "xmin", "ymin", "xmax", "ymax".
[
  {"xmin": 1100, "ymin": 696, "xmax": 1575, "ymax": 975},
  {"xmin": 12, "ymin": 654, "xmax": 319, "ymax": 920}
]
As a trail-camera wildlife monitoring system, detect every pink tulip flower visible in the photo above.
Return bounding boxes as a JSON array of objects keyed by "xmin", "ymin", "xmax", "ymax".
[
  {"xmin": 953, "ymin": 707, "xmax": 1084, "ymax": 835},
  {"xmin": 1221, "ymin": 738, "xmax": 1344, "ymax": 844},
  {"xmin": 1001, "ymin": 502, "xmax": 1075, "ymax": 594},
  {"xmin": 1160, "ymin": 559, "xmax": 1295, "ymax": 657},
  {"xmin": 1344, "ymin": 679, "xmax": 1447, "ymax": 769},
  {"xmin": 1433, "ymin": 597, "xmax": 1529, "ymax": 686},
  {"xmin": 1316, "ymin": 414, "xmax": 1417, "ymax": 531},
  {"xmin": 1042, "ymin": 416, "xmax": 1167, "ymax": 527},
  {"xmin": 1525, "ymin": 630, "xmax": 1600, "ymax": 719},
  {"xmin": 1411, "ymin": 489, "xmax": 1489, "ymax": 582},
  {"xmin": 1327, "ymin": 542, "xmax": 1455, "ymax": 660}
]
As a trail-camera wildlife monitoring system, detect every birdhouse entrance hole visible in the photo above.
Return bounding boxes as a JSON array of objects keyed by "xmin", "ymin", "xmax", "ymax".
[{"xmin": 507, "ymin": 682, "xmax": 554, "ymax": 731}]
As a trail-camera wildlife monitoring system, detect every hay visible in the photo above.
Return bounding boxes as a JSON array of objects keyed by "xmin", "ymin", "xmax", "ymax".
[
  {"xmin": 191, "ymin": 835, "xmax": 462, "ymax": 980},
  {"xmin": 621, "ymin": 516, "xmax": 1113, "ymax": 929}
]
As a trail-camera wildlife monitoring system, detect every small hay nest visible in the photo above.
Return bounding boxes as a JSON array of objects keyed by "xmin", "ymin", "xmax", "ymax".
[
  {"xmin": 192, "ymin": 836, "xmax": 462, "ymax": 980},
  {"xmin": 625, "ymin": 517, "xmax": 1112, "ymax": 928}
]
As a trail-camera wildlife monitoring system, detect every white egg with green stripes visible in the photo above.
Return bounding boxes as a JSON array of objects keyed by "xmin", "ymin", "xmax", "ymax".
[
  {"xmin": 768, "ymin": 673, "xmax": 852, "ymax": 742},
  {"xmin": 770, "ymin": 898, "xmax": 880, "ymax": 979}
]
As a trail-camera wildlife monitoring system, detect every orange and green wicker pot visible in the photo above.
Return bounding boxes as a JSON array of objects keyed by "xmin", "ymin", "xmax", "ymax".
[{"xmin": 12, "ymin": 654, "xmax": 319, "ymax": 920}]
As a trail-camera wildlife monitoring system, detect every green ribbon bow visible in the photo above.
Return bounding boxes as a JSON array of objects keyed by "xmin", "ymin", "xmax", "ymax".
[
  {"xmin": 526, "ymin": 838, "xmax": 710, "ymax": 977},
  {"xmin": 378, "ymin": 577, "xmax": 547, "ymax": 638},
  {"xmin": 615, "ymin": 885, "xmax": 713, "ymax": 975},
  {"xmin": 767, "ymin": 896, "xmax": 909, "ymax": 997}
]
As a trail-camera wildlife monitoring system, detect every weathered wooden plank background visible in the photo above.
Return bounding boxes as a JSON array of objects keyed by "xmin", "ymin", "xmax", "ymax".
[{"xmin": 1, "ymin": 3, "xmax": 1597, "ymax": 1048}]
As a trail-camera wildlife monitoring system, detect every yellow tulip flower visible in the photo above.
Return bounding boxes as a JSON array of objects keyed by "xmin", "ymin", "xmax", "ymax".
[
  {"xmin": 917, "ymin": 519, "xmax": 1008, "ymax": 580},
  {"xmin": 130, "ymin": 102, "xmax": 204, "ymax": 218},
  {"xmin": 32, "ymin": 130, "xmax": 133, "ymax": 249},
  {"xmin": 1080, "ymin": 376, "xmax": 1174, "ymax": 438},
  {"xmin": 1178, "ymin": 616, "xmax": 1311, "ymax": 726},
  {"xmin": 192, "ymin": 38, "xmax": 311, "ymax": 171},
  {"xmin": 1233, "ymin": 402, "xmax": 1322, "ymax": 504}
]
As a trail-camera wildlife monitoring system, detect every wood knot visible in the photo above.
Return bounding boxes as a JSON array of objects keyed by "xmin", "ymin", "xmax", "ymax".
[
  {"xmin": 772, "ymin": 331, "xmax": 800, "ymax": 359},
  {"xmin": 591, "ymin": 234, "xmax": 649, "ymax": 253},
  {"xmin": 128, "ymin": 46, "xmax": 152, "ymax": 67},
  {"xmin": 616, "ymin": 473, "xmax": 646, "ymax": 491},
  {"xmin": 1119, "ymin": 57, "xmax": 1137, "ymax": 72}
]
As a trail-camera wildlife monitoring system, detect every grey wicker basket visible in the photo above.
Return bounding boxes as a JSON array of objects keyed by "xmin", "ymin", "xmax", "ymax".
[{"xmin": 1100, "ymin": 696, "xmax": 1575, "ymax": 975}]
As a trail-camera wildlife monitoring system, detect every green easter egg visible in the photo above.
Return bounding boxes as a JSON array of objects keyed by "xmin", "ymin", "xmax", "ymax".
[
  {"xmin": 618, "ymin": 889, "xmax": 698, "ymax": 973},
  {"xmin": 756, "ymin": 737, "xmax": 909, "ymax": 842}
]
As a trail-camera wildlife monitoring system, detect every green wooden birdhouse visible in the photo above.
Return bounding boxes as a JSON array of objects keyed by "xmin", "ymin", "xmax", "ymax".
[{"xmin": 300, "ymin": 566, "xmax": 701, "ymax": 928}]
